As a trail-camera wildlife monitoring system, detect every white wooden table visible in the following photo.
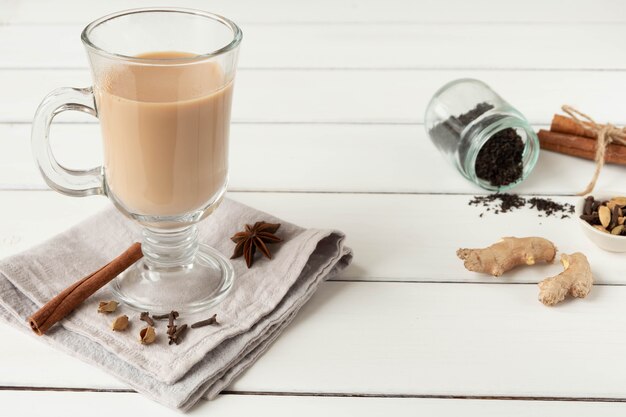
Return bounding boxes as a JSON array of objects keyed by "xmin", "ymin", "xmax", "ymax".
[{"xmin": 3, "ymin": 0, "xmax": 626, "ymax": 415}]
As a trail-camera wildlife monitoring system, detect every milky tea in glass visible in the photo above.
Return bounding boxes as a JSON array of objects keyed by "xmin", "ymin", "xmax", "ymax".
[{"xmin": 97, "ymin": 51, "xmax": 233, "ymax": 217}]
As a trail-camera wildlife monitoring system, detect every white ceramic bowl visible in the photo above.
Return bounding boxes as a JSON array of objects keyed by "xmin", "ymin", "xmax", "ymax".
[{"xmin": 576, "ymin": 192, "xmax": 626, "ymax": 252}]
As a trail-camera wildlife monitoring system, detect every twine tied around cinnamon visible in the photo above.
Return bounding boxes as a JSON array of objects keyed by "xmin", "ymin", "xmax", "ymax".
[{"xmin": 561, "ymin": 105, "xmax": 626, "ymax": 195}]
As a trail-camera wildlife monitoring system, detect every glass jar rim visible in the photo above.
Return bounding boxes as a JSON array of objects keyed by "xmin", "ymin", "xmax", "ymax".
[{"xmin": 80, "ymin": 7, "xmax": 243, "ymax": 63}]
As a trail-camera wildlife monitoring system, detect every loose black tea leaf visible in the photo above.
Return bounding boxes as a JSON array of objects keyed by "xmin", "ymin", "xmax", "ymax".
[
  {"xmin": 469, "ymin": 193, "xmax": 574, "ymax": 218},
  {"xmin": 429, "ymin": 102, "xmax": 525, "ymax": 187},
  {"xmin": 429, "ymin": 102, "xmax": 493, "ymax": 156},
  {"xmin": 527, "ymin": 197, "xmax": 575, "ymax": 218},
  {"xmin": 474, "ymin": 128, "xmax": 524, "ymax": 187}
]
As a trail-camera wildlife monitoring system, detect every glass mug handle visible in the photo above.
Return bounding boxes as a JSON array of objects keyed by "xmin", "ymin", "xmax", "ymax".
[{"xmin": 31, "ymin": 86, "xmax": 105, "ymax": 196}]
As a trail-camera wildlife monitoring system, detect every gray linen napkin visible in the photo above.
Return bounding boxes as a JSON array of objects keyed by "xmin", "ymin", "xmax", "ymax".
[{"xmin": 0, "ymin": 198, "xmax": 352, "ymax": 411}]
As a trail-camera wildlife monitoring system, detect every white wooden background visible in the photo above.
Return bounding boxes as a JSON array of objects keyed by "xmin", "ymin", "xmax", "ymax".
[{"xmin": 3, "ymin": 0, "xmax": 626, "ymax": 415}]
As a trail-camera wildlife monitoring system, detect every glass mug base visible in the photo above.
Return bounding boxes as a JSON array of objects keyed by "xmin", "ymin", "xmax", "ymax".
[{"xmin": 110, "ymin": 244, "xmax": 234, "ymax": 315}]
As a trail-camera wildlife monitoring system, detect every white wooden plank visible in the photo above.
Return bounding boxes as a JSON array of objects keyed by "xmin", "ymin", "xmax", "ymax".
[
  {"xmin": 1, "ymin": 319, "xmax": 127, "ymax": 389},
  {"xmin": 0, "ymin": 191, "xmax": 623, "ymax": 285},
  {"xmin": 2, "ymin": 281, "xmax": 626, "ymax": 400},
  {"xmin": 232, "ymin": 282, "xmax": 626, "ymax": 398},
  {"xmin": 2, "ymin": 69, "xmax": 625, "ymax": 125},
  {"xmin": 227, "ymin": 193, "xmax": 626, "ymax": 285},
  {"xmin": 3, "ymin": 391, "xmax": 626, "ymax": 417},
  {"xmin": 3, "ymin": 123, "xmax": 626, "ymax": 196},
  {"xmin": 5, "ymin": 0, "xmax": 626, "ymax": 24},
  {"xmin": 1, "ymin": 24, "xmax": 625, "ymax": 70}
]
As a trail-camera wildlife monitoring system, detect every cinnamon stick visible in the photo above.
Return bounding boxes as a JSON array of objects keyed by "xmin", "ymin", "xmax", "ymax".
[
  {"xmin": 538, "ymin": 129, "xmax": 626, "ymax": 166},
  {"xmin": 28, "ymin": 242, "xmax": 143, "ymax": 336},
  {"xmin": 550, "ymin": 114, "xmax": 597, "ymax": 139}
]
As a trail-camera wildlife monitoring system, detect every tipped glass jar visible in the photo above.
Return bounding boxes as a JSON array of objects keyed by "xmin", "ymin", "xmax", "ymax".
[{"xmin": 425, "ymin": 78, "xmax": 539, "ymax": 191}]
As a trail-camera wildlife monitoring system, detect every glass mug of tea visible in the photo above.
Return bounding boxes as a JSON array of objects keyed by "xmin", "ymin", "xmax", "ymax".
[{"xmin": 31, "ymin": 8, "xmax": 242, "ymax": 313}]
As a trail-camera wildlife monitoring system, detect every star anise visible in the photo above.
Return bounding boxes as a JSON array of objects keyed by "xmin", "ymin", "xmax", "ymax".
[{"xmin": 230, "ymin": 221, "xmax": 283, "ymax": 268}]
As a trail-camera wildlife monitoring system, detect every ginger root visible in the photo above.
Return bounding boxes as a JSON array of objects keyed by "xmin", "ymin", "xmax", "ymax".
[
  {"xmin": 538, "ymin": 252, "xmax": 593, "ymax": 306},
  {"xmin": 457, "ymin": 237, "xmax": 556, "ymax": 277}
]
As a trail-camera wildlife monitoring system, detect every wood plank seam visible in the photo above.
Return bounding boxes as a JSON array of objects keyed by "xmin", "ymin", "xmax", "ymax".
[
  {"xmin": 3, "ymin": 386, "xmax": 626, "ymax": 404},
  {"xmin": 0, "ymin": 188, "xmax": 586, "ymax": 197},
  {"xmin": 4, "ymin": 66, "xmax": 626, "ymax": 72},
  {"xmin": 222, "ymin": 391, "xmax": 626, "ymax": 403}
]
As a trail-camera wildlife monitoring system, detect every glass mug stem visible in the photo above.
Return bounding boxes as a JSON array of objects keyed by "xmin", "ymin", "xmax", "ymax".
[{"xmin": 142, "ymin": 226, "xmax": 199, "ymax": 269}]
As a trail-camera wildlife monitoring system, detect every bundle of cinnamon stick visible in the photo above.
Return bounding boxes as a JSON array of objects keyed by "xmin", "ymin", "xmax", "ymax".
[
  {"xmin": 538, "ymin": 115, "xmax": 626, "ymax": 165},
  {"xmin": 537, "ymin": 107, "xmax": 626, "ymax": 194}
]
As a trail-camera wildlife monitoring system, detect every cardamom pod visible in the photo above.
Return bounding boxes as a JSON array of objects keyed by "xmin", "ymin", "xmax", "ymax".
[
  {"xmin": 599, "ymin": 205, "xmax": 611, "ymax": 228},
  {"xmin": 98, "ymin": 300, "xmax": 118, "ymax": 314},
  {"xmin": 139, "ymin": 326, "xmax": 156, "ymax": 344},
  {"xmin": 610, "ymin": 197, "xmax": 626, "ymax": 207},
  {"xmin": 111, "ymin": 315, "xmax": 129, "ymax": 331}
]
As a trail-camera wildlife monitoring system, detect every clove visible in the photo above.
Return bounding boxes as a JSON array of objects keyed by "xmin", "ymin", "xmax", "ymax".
[
  {"xmin": 191, "ymin": 314, "xmax": 219, "ymax": 329},
  {"xmin": 167, "ymin": 310, "xmax": 179, "ymax": 336},
  {"xmin": 583, "ymin": 195, "xmax": 593, "ymax": 215},
  {"xmin": 168, "ymin": 324, "xmax": 188, "ymax": 345},
  {"xmin": 139, "ymin": 312, "xmax": 154, "ymax": 327}
]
